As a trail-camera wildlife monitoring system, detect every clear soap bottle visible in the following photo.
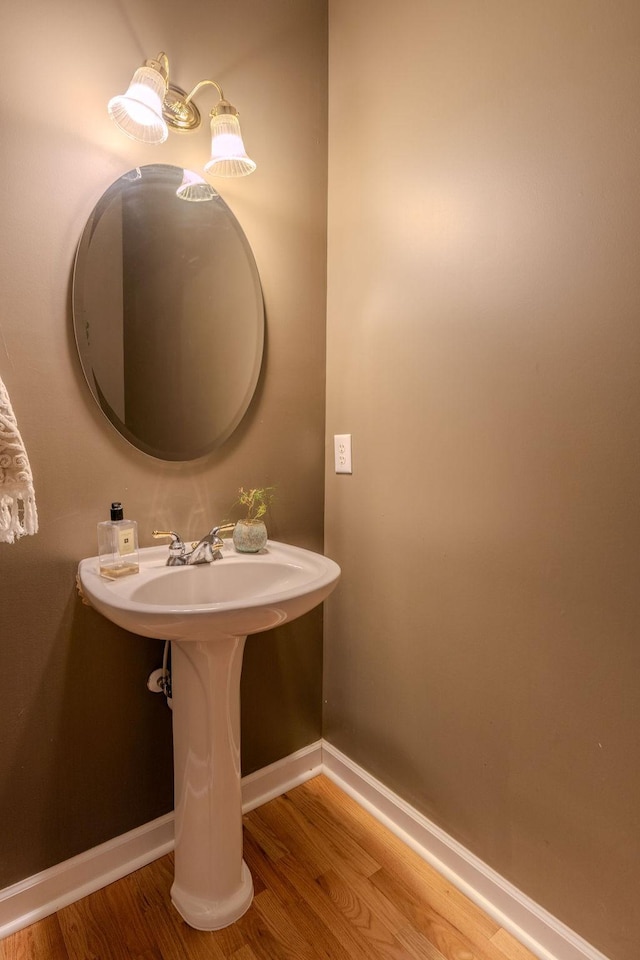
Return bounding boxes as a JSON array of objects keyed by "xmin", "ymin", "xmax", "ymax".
[{"xmin": 97, "ymin": 502, "xmax": 139, "ymax": 579}]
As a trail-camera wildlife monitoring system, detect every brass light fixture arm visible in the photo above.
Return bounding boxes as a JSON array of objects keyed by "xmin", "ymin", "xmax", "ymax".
[
  {"xmin": 145, "ymin": 51, "xmax": 170, "ymax": 83},
  {"xmin": 183, "ymin": 78, "xmax": 225, "ymax": 107},
  {"xmin": 150, "ymin": 57, "xmax": 233, "ymax": 130}
]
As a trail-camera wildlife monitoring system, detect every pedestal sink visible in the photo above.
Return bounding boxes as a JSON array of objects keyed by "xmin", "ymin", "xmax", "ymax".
[{"xmin": 77, "ymin": 539, "xmax": 340, "ymax": 930}]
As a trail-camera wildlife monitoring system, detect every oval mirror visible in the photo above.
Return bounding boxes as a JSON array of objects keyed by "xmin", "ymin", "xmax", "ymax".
[{"xmin": 72, "ymin": 164, "xmax": 264, "ymax": 461}]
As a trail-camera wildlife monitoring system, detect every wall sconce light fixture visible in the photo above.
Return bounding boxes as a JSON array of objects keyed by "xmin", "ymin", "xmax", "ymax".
[{"xmin": 108, "ymin": 52, "xmax": 256, "ymax": 178}]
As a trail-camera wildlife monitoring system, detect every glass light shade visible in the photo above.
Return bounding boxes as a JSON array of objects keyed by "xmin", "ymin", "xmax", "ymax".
[
  {"xmin": 108, "ymin": 66, "xmax": 168, "ymax": 144},
  {"xmin": 176, "ymin": 169, "xmax": 219, "ymax": 202},
  {"xmin": 204, "ymin": 113, "xmax": 256, "ymax": 178}
]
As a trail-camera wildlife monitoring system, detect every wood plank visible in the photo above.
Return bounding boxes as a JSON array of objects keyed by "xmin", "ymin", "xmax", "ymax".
[
  {"xmin": 263, "ymin": 851, "xmax": 387, "ymax": 960},
  {"xmin": 243, "ymin": 829, "xmax": 357, "ymax": 960},
  {"xmin": 249, "ymin": 794, "xmax": 337, "ymax": 878},
  {"xmin": 306, "ymin": 776, "xmax": 501, "ymax": 942},
  {"xmin": 100, "ymin": 872, "xmax": 162, "ymax": 956},
  {"xmin": 241, "ymin": 810, "xmax": 290, "ymax": 863},
  {"xmin": 203, "ymin": 922, "xmax": 247, "ymax": 960},
  {"xmin": 316, "ymin": 867, "xmax": 424, "ymax": 959},
  {"xmin": 490, "ymin": 928, "xmax": 540, "ymax": 960},
  {"xmin": 128, "ymin": 853, "xmax": 175, "ymax": 912},
  {"xmin": 251, "ymin": 888, "xmax": 330, "ymax": 960},
  {"xmin": 317, "ymin": 860, "xmax": 447, "ymax": 960},
  {"xmin": 283, "ymin": 781, "xmax": 382, "ymax": 878},
  {"xmin": 370, "ymin": 867, "xmax": 501, "ymax": 960},
  {"xmin": 56, "ymin": 886, "xmax": 136, "ymax": 960},
  {"xmin": 235, "ymin": 904, "xmax": 301, "ymax": 960},
  {"xmin": 0, "ymin": 914, "xmax": 68, "ymax": 960},
  {"xmin": 142, "ymin": 897, "xmax": 229, "ymax": 960},
  {"xmin": 243, "ymin": 827, "xmax": 302, "ymax": 908},
  {"xmin": 228, "ymin": 948, "xmax": 258, "ymax": 960}
]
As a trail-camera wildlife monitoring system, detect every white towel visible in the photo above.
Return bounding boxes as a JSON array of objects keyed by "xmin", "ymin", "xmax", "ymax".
[{"xmin": 0, "ymin": 375, "xmax": 38, "ymax": 543}]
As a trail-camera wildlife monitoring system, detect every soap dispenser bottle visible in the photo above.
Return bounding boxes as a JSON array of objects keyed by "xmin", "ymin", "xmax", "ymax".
[{"xmin": 97, "ymin": 502, "xmax": 139, "ymax": 579}]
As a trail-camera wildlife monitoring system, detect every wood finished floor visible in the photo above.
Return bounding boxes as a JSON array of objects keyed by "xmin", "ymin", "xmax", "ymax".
[{"xmin": 0, "ymin": 775, "xmax": 538, "ymax": 960}]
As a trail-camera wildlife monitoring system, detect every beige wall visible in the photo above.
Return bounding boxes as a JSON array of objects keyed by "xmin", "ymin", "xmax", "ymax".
[
  {"xmin": 0, "ymin": 0, "xmax": 327, "ymax": 888},
  {"xmin": 325, "ymin": 3, "xmax": 640, "ymax": 959}
]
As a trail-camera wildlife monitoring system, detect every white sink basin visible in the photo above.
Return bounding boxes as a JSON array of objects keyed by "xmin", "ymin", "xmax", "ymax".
[
  {"xmin": 77, "ymin": 538, "xmax": 340, "ymax": 932},
  {"xmin": 77, "ymin": 540, "xmax": 340, "ymax": 642}
]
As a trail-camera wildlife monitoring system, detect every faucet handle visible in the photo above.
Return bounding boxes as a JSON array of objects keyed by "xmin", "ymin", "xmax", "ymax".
[
  {"xmin": 153, "ymin": 530, "xmax": 183, "ymax": 543},
  {"xmin": 212, "ymin": 523, "xmax": 235, "ymax": 539},
  {"xmin": 152, "ymin": 530, "xmax": 186, "ymax": 564}
]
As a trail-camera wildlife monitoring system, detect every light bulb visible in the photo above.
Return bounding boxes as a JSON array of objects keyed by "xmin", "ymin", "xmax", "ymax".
[
  {"xmin": 108, "ymin": 65, "xmax": 168, "ymax": 144},
  {"xmin": 204, "ymin": 112, "xmax": 256, "ymax": 178}
]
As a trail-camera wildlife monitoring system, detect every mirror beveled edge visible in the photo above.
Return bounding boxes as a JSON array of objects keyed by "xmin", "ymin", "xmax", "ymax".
[{"xmin": 72, "ymin": 164, "xmax": 265, "ymax": 461}]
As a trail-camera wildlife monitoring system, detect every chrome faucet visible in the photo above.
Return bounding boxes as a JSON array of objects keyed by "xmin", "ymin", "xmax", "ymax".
[{"xmin": 152, "ymin": 526, "xmax": 228, "ymax": 565}]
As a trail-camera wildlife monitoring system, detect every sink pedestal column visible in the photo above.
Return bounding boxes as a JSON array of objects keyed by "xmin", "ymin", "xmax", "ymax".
[{"xmin": 170, "ymin": 635, "xmax": 254, "ymax": 930}]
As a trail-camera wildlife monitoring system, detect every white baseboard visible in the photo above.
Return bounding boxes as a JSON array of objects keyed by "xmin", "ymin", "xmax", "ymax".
[
  {"xmin": 0, "ymin": 812, "xmax": 175, "ymax": 941},
  {"xmin": 0, "ymin": 738, "xmax": 610, "ymax": 960},
  {"xmin": 0, "ymin": 740, "xmax": 322, "ymax": 942},
  {"xmin": 241, "ymin": 739, "xmax": 323, "ymax": 813},
  {"xmin": 322, "ymin": 741, "xmax": 610, "ymax": 960}
]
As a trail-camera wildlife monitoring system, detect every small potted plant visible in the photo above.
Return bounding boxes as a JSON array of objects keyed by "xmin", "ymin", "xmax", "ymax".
[{"xmin": 231, "ymin": 486, "xmax": 275, "ymax": 553}]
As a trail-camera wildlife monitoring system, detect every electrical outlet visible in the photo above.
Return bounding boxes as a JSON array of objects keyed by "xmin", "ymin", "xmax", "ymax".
[{"xmin": 334, "ymin": 434, "xmax": 352, "ymax": 474}]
